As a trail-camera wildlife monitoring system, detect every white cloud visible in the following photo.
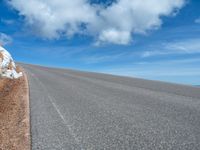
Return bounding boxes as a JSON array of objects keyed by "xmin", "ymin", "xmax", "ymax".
[
  {"xmin": 165, "ymin": 38, "xmax": 200, "ymax": 53},
  {"xmin": 94, "ymin": 0, "xmax": 185, "ymax": 44},
  {"xmin": 9, "ymin": 0, "xmax": 185, "ymax": 44},
  {"xmin": 141, "ymin": 38, "xmax": 200, "ymax": 57},
  {"xmin": 9, "ymin": 0, "xmax": 96, "ymax": 39},
  {"xmin": 97, "ymin": 29, "xmax": 131, "ymax": 45},
  {"xmin": 0, "ymin": 33, "xmax": 12, "ymax": 45}
]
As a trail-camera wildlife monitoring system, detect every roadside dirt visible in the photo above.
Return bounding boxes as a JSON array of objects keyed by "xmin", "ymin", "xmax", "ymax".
[{"xmin": 0, "ymin": 67, "xmax": 30, "ymax": 150}]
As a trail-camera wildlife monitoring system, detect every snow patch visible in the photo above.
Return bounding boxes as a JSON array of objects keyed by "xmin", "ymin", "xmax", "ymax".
[{"xmin": 0, "ymin": 46, "xmax": 23, "ymax": 79}]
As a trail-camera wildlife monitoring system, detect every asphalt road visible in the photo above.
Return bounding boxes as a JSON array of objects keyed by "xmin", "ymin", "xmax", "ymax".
[{"xmin": 22, "ymin": 64, "xmax": 200, "ymax": 150}]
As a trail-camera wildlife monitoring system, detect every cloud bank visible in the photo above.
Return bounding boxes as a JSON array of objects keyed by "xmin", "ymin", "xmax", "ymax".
[{"xmin": 9, "ymin": 0, "xmax": 185, "ymax": 44}]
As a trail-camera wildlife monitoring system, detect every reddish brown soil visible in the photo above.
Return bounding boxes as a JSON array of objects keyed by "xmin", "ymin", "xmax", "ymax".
[{"xmin": 0, "ymin": 67, "xmax": 30, "ymax": 150}]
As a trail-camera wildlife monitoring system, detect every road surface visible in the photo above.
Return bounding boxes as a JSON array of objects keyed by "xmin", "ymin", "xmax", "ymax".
[{"xmin": 22, "ymin": 64, "xmax": 200, "ymax": 150}]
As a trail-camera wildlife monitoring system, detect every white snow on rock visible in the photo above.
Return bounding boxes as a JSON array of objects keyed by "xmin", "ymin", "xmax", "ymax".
[{"xmin": 0, "ymin": 46, "xmax": 22, "ymax": 79}]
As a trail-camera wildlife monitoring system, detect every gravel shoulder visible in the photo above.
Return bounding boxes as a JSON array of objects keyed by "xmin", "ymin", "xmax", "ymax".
[{"xmin": 0, "ymin": 67, "xmax": 30, "ymax": 150}]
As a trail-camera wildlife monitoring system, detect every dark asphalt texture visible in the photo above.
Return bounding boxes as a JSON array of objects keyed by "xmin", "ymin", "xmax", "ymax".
[{"xmin": 22, "ymin": 64, "xmax": 200, "ymax": 150}]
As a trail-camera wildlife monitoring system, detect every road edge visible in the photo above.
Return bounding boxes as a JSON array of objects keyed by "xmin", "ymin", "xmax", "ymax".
[{"xmin": 21, "ymin": 67, "xmax": 31, "ymax": 150}]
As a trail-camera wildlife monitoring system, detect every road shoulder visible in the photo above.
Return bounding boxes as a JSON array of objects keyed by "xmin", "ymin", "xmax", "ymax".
[{"xmin": 0, "ymin": 67, "xmax": 30, "ymax": 150}]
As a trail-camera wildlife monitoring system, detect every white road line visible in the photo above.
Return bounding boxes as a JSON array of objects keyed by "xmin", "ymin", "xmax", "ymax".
[{"xmin": 28, "ymin": 71, "xmax": 84, "ymax": 149}]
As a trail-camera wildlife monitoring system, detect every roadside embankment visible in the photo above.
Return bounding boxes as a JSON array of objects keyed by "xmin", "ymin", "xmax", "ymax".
[{"xmin": 0, "ymin": 67, "xmax": 30, "ymax": 150}]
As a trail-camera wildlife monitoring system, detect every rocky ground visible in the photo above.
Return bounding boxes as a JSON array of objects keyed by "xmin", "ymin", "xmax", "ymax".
[{"xmin": 0, "ymin": 67, "xmax": 30, "ymax": 150}]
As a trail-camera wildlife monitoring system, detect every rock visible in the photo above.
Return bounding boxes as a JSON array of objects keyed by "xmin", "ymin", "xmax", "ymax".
[{"xmin": 0, "ymin": 46, "xmax": 23, "ymax": 79}]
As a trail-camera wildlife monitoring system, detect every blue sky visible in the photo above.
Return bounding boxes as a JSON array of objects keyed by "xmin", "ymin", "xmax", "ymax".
[{"xmin": 0, "ymin": 0, "xmax": 200, "ymax": 85}]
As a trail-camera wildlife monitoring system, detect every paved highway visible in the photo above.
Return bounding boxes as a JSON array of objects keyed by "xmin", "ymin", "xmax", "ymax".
[{"xmin": 22, "ymin": 64, "xmax": 200, "ymax": 150}]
